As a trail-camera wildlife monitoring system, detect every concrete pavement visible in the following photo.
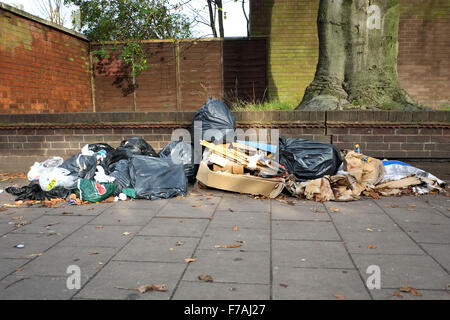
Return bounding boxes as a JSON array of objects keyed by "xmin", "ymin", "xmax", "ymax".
[{"xmin": 0, "ymin": 178, "xmax": 449, "ymax": 300}]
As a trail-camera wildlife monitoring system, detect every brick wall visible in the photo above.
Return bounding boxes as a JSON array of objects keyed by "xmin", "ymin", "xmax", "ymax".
[
  {"xmin": 0, "ymin": 111, "xmax": 448, "ymax": 172},
  {"xmin": 250, "ymin": 0, "xmax": 450, "ymax": 109},
  {"xmin": 0, "ymin": 4, "xmax": 92, "ymax": 113}
]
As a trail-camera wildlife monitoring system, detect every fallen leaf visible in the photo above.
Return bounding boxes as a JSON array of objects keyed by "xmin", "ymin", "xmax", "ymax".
[
  {"xmin": 44, "ymin": 222, "xmax": 59, "ymax": 227},
  {"xmin": 232, "ymin": 226, "xmax": 239, "ymax": 231},
  {"xmin": 330, "ymin": 207, "xmax": 340, "ymax": 212},
  {"xmin": 334, "ymin": 294, "xmax": 345, "ymax": 300},
  {"xmin": 122, "ymin": 232, "xmax": 131, "ymax": 236},
  {"xmin": 192, "ymin": 203, "xmax": 201, "ymax": 207},
  {"xmin": 14, "ymin": 221, "xmax": 30, "ymax": 228},
  {"xmin": 176, "ymin": 241, "xmax": 184, "ymax": 246},
  {"xmin": 391, "ymin": 204, "xmax": 399, "ymax": 208},
  {"xmin": 285, "ymin": 200, "xmax": 296, "ymax": 206},
  {"xmin": 114, "ymin": 284, "xmax": 168, "ymax": 293},
  {"xmin": 366, "ymin": 228, "xmax": 374, "ymax": 232},
  {"xmin": 62, "ymin": 211, "xmax": 73, "ymax": 215},
  {"xmin": 312, "ymin": 208, "xmax": 326, "ymax": 213},
  {"xmin": 409, "ymin": 230, "xmax": 419, "ymax": 233},
  {"xmin": 88, "ymin": 251, "xmax": 99, "ymax": 255},
  {"xmin": 279, "ymin": 283, "xmax": 288, "ymax": 288},
  {"xmin": 367, "ymin": 245, "xmax": 377, "ymax": 249},
  {"xmin": 95, "ymin": 225, "xmax": 104, "ymax": 229},
  {"xmin": 198, "ymin": 275, "xmax": 213, "ymax": 282},
  {"xmin": 214, "ymin": 244, "xmax": 242, "ymax": 249},
  {"xmin": 26, "ymin": 253, "xmax": 42, "ymax": 258},
  {"xmin": 228, "ymin": 208, "xmax": 235, "ymax": 212},
  {"xmin": 184, "ymin": 258, "xmax": 196, "ymax": 263},
  {"xmin": 446, "ymin": 284, "xmax": 449, "ymax": 294},
  {"xmin": 399, "ymin": 286, "xmax": 422, "ymax": 296},
  {"xmin": 98, "ymin": 262, "xmax": 103, "ymax": 265},
  {"xmin": 408, "ymin": 204, "xmax": 417, "ymax": 208},
  {"xmin": 391, "ymin": 290, "xmax": 403, "ymax": 298}
]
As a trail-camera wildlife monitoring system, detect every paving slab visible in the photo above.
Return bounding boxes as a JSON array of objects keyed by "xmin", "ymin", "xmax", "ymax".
[
  {"xmin": 272, "ymin": 240, "xmax": 354, "ymax": 269},
  {"xmin": 14, "ymin": 246, "xmax": 116, "ymax": 282},
  {"xmin": 272, "ymin": 221, "xmax": 340, "ymax": 241},
  {"xmin": 0, "ymin": 275, "xmax": 75, "ymax": 300},
  {"xmin": 397, "ymin": 222, "xmax": 450, "ymax": 244},
  {"xmin": 138, "ymin": 217, "xmax": 209, "ymax": 237},
  {"xmin": 55, "ymin": 225, "xmax": 141, "ymax": 248},
  {"xmin": 271, "ymin": 201, "xmax": 330, "ymax": 221},
  {"xmin": 114, "ymin": 236, "xmax": 199, "ymax": 263},
  {"xmin": 74, "ymin": 261, "xmax": 185, "ymax": 300},
  {"xmin": 0, "ymin": 223, "xmax": 15, "ymax": 236},
  {"xmin": 0, "ymin": 207, "xmax": 45, "ymax": 223},
  {"xmin": 182, "ymin": 249, "xmax": 270, "ymax": 285},
  {"xmin": 43, "ymin": 203, "xmax": 113, "ymax": 216},
  {"xmin": 156, "ymin": 199, "xmax": 218, "ymax": 218},
  {"xmin": 341, "ymin": 231, "xmax": 424, "ymax": 255},
  {"xmin": 324, "ymin": 200, "xmax": 383, "ymax": 215},
  {"xmin": 0, "ymin": 233, "xmax": 61, "ymax": 259},
  {"xmin": 88, "ymin": 208, "xmax": 156, "ymax": 226},
  {"xmin": 272, "ymin": 267, "xmax": 371, "ymax": 300},
  {"xmin": 352, "ymin": 254, "xmax": 450, "ymax": 290},
  {"xmin": 0, "ymin": 258, "xmax": 29, "ymax": 280},
  {"xmin": 371, "ymin": 289, "xmax": 450, "ymax": 300},
  {"xmin": 10, "ymin": 214, "xmax": 92, "ymax": 236},
  {"xmin": 217, "ymin": 196, "xmax": 270, "ymax": 212},
  {"xmin": 421, "ymin": 243, "xmax": 450, "ymax": 273},
  {"xmin": 199, "ymin": 228, "xmax": 269, "ymax": 252},
  {"xmin": 111, "ymin": 198, "xmax": 168, "ymax": 211},
  {"xmin": 208, "ymin": 210, "xmax": 270, "ymax": 230},
  {"xmin": 331, "ymin": 214, "xmax": 402, "ymax": 232},
  {"xmin": 172, "ymin": 281, "xmax": 270, "ymax": 300}
]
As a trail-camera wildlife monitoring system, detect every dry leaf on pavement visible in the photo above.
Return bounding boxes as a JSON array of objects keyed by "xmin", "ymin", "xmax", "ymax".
[
  {"xmin": 367, "ymin": 245, "xmax": 377, "ymax": 249},
  {"xmin": 214, "ymin": 244, "xmax": 242, "ymax": 249},
  {"xmin": 192, "ymin": 203, "xmax": 201, "ymax": 207},
  {"xmin": 330, "ymin": 207, "xmax": 340, "ymax": 212},
  {"xmin": 334, "ymin": 294, "xmax": 345, "ymax": 300},
  {"xmin": 184, "ymin": 258, "xmax": 196, "ymax": 263},
  {"xmin": 399, "ymin": 286, "xmax": 422, "ymax": 296},
  {"xmin": 198, "ymin": 275, "xmax": 213, "ymax": 282},
  {"xmin": 114, "ymin": 284, "xmax": 168, "ymax": 293},
  {"xmin": 232, "ymin": 226, "xmax": 239, "ymax": 231}
]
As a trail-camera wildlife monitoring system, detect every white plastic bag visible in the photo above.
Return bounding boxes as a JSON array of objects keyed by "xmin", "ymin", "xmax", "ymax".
[
  {"xmin": 39, "ymin": 167, "xmax": 78, "ymax": 191},
  {"xmin": 27, "ymin": 157, "xmax": 64, "ymax": 181}
]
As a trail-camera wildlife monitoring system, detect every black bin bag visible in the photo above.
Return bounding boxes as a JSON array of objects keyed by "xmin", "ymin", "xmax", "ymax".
[
  {"xmin": 108, "ymin": 159, "xmax": 132, "ymax": 194},
  {"xmin": 278, "ymin": 137, "xmax": 342, "ymax": 181},
  {"xmin": 192, "ymin": 98, "xmax": 236, "ymax": 143},
  {"xmin": 60, "ymin": 153, "xmax": 98, "ymax": 180},
  {"xmin": 119, "ymin": 137, "xmax": 158, "ymax": 157},
  {"xmin": 129, "ymin": 155, "xmax": 187, "ymax": 200},
  {"xmin": 159, "ymin": 140, "xmax": 199, "ymax": 183}
]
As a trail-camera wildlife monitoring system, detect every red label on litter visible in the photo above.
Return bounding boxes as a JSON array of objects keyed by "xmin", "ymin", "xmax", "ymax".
[{"xmin": 95, "ymin": 183, "xmax": 106, "ymax": 195}]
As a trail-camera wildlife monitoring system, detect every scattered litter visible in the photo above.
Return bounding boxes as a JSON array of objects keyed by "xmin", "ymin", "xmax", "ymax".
[
  {"xmin": 114, "ymin": 284, "xmax": 168, "ymax": 294},
  {"xmin": 1, "ymin": 99, "xmax": 447, "ymax": 209},
  {"xmin": 214, "ymin": 243, "xmax": 242, "ymax": 249}
]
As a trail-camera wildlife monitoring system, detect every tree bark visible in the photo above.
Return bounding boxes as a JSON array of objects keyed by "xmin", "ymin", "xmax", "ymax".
[
  {"xmin": 297, "ymin": 0, "xmax": 420, "ymax": 110},
  {"xmin": 207, "ymin": 0, "xmax": 217, "ymax": 37},
  {"xmin": 216, "ymin": 0, "xmax": 225, "ymax": 37}
]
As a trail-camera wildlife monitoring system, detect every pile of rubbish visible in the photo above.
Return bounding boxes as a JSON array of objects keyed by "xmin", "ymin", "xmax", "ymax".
[{"xmin": 5, "ymin": 98, "xmax": 448, "ymax": 204}]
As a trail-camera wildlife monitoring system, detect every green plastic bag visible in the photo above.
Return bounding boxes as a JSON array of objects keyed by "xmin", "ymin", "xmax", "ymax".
[{"xmin": 76, "ymin": 179, "xmax": 116, "ymax": 203}]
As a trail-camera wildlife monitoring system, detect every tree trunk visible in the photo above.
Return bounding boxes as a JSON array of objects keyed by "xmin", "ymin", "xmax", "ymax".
[
  {"xmin": 207, "ymin": 0, "xmax": 218, "ymax": 37},
  {"xmin": 297, "ymin": 0, "xmax": 421, "ymax": 110},
  {"xmin": 217, "ymin": 0, "xmax": 225, "ymax": 37}
]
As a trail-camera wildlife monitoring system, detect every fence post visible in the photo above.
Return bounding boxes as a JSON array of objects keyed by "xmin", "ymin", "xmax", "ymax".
[
  {"xmin": 175, "ymin": 40, "xmax": 182, "ymax": 111},
  {"xmin": 89, "ymin": 47, "xmax": 96, "ymax": 112}
]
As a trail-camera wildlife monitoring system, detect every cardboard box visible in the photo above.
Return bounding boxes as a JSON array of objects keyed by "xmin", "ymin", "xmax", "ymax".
[{"xmin": 196, "ymin": 162, "xmax": 284, "ymax": 198}]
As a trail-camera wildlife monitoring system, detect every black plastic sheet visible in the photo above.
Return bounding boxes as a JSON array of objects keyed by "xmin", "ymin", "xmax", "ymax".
[
  {"xmin": 129, "ymin": 155, "xmax": 187, "ymax": 200},
  {"xmin": 278, "ymin": 137, "xmax": 343, "ymax": 181},
  {"xmin": 108, "ymin": 159, "xmax": 132, "ymax": 194},
  {"xmin": 6, "ymin": 183, "xmax": 71, "ymax": 201}
]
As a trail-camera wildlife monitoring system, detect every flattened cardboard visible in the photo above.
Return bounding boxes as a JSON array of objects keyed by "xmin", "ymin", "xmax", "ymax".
[{"xmin": 196, "ymin": 162, "xmax": 284, "ymax": 198}]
